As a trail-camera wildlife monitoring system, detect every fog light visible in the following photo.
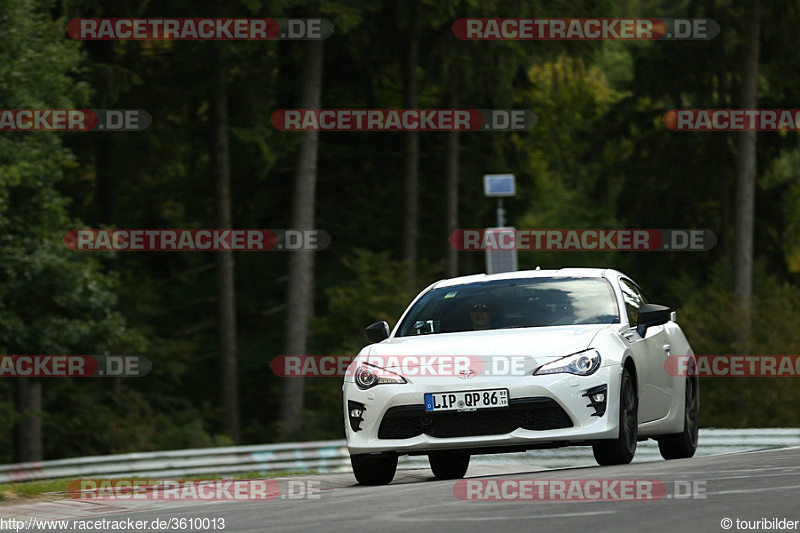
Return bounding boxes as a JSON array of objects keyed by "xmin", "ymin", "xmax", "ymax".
[
  {"xmin": 348, "ymin": 401, "xmax": 366, "ymax": 432},
  {"xmin": 583, "ymin": 384, "xmax": 608, "ymax": 417}
]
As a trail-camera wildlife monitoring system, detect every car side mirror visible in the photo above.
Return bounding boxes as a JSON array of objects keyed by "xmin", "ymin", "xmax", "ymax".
[
  {"xmin": 636, "ymin": 304, "xmax": 672, "ymax": 337},
  {"xmin": 365, "ymin": 321, "xmax": 390, "ymax": 343}
]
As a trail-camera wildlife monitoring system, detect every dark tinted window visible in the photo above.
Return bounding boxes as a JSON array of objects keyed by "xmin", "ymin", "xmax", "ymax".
[{"xmin": 396, "ymin": 277, "xmax": 620, "ymax": 337}]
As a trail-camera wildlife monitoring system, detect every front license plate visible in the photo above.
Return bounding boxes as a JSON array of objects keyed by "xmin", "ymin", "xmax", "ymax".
[{"xmin": 424, "ymin": 389, "xmax": 509, "ymax": 412}]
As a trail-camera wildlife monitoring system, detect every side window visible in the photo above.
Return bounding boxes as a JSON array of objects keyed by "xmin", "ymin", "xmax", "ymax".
[
  {"xmin": 620, "ymin": 279, "xmax": 644, "ymax": 327},
  {"xmin": 635, "ymin": 284, "xmax": 650, "ymax": 305}
]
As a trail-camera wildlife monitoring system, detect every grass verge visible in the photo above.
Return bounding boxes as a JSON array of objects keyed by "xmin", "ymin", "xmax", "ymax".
[{"xmin": 0, "ymin": 470, "xmax": 318, "ymax": 502}]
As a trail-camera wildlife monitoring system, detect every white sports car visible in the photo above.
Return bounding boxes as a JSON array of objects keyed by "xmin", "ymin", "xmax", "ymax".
[{"xmin": 343, "ymin": 268, "xmax": 699, "ymax": 485}]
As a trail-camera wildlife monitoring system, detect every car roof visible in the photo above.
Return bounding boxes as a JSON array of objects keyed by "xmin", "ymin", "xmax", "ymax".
[{"xmin": 429, "ymin": 268, "xmax": 626, "ymax": 290}]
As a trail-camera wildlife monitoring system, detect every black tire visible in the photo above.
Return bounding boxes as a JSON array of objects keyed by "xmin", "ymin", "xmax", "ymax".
[
  {"xmin": 658, "ymin": 377, "xmax": 699, "ymax": 460},
  {"xmin": 593, "ymin": 367, "xmax": 638, "ymax": 466},
  {"xmin": 428, "ymin": 450, "xmax": 470, "ymax": 479},
  {"xmin": 350, "ymin": 453, "xmax": 398, "ymax": 485}
]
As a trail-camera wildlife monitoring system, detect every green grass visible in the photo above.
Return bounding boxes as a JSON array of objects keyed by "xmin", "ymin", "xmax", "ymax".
[
  {"xmin": 0, "ymin": 478, "xmax": 73, "ymax": 500},
  {"xmin": 0, "ymin": 470, "xmax": 319, "ymax": 501}
]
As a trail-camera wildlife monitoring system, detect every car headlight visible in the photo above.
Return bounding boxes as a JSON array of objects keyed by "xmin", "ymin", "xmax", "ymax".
[
  {"xmin": 534, "ymin": 349, "xmax": 601, "ymax": 376},
  {"xmin": 355, "ymin": 363, "xmax": 407, "ymax": 389}
]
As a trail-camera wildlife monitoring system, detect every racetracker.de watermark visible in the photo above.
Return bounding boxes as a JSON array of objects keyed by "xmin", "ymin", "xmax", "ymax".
[
  {"xmin": 66, "ymin": 18, "xmax": 333, "ymax": 40},
  {"xmin": 272, "ymin": 355, "xmax": 550, "ymax": 378},
  {"xmin": 453, "ymin": 18, "xmax": 718, "ymax": 40},
  {"xmin": 64, "ymin": 229, "xmax": 330, "ymax": 251},
  {"xmin": 270, "ymin": 109, "xmax": 536, "ymax": 131},
  {"xmin": 0, "ymin": 355, "xmax": 150, "ymax": 377},
  {"xmin": 453, "ymin": 479, "xmax": 707, "ymax": 500},
  {"xmin": 67, "ymin": 479, "xmax": 328, "ymax": 501},
  {"xmin": 0, "ymin": 109, "xmax": 150, "ymax": 131},
  {"xmin": 450, "ymin": 229, "xmax": 716, "ymax": 251},
  {"xmin": 666, "ymin": 355, "xmax": 800, "ymax": 377},
  {"xmin": 664, "ymin": 109, "xmax": 800, "ymax": 131}
]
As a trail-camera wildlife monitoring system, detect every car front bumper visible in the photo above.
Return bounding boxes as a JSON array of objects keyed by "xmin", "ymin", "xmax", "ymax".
[{"xmin": 344, "ymin": 364, "xmax": 622, "ymax": 455}]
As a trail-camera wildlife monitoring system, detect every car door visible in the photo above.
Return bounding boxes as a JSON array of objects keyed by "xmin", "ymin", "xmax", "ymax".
[{"xmin": 619, "ymin": 278, "xmax": 673, "ymax": 422}]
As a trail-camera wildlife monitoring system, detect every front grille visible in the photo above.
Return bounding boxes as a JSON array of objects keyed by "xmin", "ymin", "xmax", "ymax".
[{"xmin": 378, "ymin": 398, "xmax": 573, "ymax": 439}]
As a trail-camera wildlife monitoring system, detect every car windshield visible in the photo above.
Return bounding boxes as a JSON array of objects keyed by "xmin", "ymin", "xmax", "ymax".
[{"xmin": 395, "ymin": 277, "xmax": 620, "ymax": 337}]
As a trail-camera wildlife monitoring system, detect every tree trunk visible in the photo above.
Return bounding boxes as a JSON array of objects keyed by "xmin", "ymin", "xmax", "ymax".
[
  {"xmin": 734, "ymin": 0, "xmax": 760, "ymax": 354},
  {"xmin": 401, "ymin": 14, "xmax": 420, "ymax": 287},
  {"xmin": 445, "ymin": 83, "xmax": 460, "ymax": 278},
  {"xmin": 278, "ymin": 32, "xmax": 324, "ymax": 439},
  {"xmin": 711, "ymin": 0, "xmax": 732, "ymax": 264},
  {"xmin": 213, "ymin": 43, "xmax": 239, "ymax": 443},
  {"xmin": 13, "ymin": 379, "xmax": 42, "ymax": 462}
]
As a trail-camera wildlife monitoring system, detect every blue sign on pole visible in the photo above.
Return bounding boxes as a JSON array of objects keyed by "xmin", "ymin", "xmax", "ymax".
[{"xmin": 483, "ymin": 174, "xmax": 516, "ymax": 197}]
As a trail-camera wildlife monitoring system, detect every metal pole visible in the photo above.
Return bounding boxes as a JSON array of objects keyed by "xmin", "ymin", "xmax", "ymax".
[{"xmin": 497, "ymin": 198, "xmax": 505, "ymax": 227}]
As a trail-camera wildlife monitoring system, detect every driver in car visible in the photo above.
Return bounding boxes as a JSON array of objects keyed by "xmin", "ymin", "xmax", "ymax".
[{"xmin": 468, "ymin": 296, "xmax": 494, "ymax": 330}]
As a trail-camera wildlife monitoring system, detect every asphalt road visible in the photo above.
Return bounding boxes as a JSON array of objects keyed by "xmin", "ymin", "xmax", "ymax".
[{"xmin": 4, "ymin": 446, "xmax": 799, "ymax": 533}]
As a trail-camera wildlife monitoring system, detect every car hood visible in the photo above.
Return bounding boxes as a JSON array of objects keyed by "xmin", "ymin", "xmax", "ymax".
[{"xmin": 364, "ymin": 325, "xmax": 609, "ymax": 370}]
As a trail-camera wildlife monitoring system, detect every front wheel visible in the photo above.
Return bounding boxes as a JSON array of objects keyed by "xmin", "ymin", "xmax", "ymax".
[
  {"xmin": 593, "ymin": 367, "xmax": 638, "ymax": 466},
  {"xmin": 350, "ymin": 453, "xmax": 398, "ymax": 485},
  {"xmin": 428, "ymin": 451, "xmax": 470, "ymax": 479},
  {"xmin": 658, "ymin": 377, "xmax": 699, "ymax": 460}
]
